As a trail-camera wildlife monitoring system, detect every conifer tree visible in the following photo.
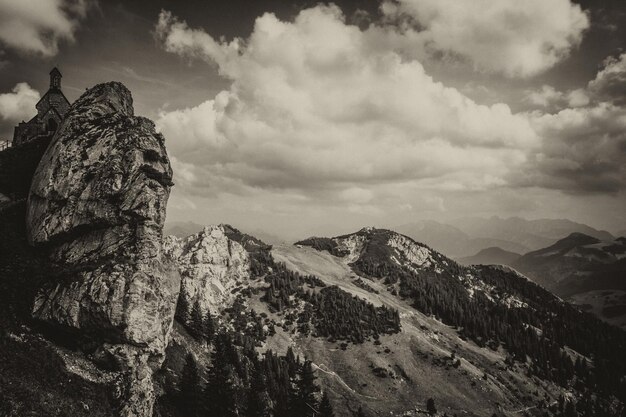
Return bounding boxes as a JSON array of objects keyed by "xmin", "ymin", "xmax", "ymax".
[
  {"xmin": 179, "ymin": 353, "xmax": 202, "ymax": 417},
  {"xmin": 175, "ymin": 292, "xmax": 190, "ymax": 324},
  {"xmin": 204, "ymin": 310, "xmax": 215, "ymax": 341},
  {"xmin": 285, "ymin": 346, "xmax": 298, "ymax": 379},
  {"xmin": 290, "ymin": 360, "xmax": 319, "ymax": 417},
  {"xmin": 246, "ymin": 362, "xmax": 272, "ymax": 417},
  {"xmin": 206, "ymin": 334, "xmax": 239, "ymax": 417},
  {"xmin": 190, "ymin": 299, "xmax": 204, "ymax": 339},
  {"xmin": 318, "ymin": 391, "xmax": 335, "ymax": 417},
  {"xmin": 426, "ymin": 398, "xmax": 437, "ymax": 415},
  {"xmin": 564, "ymin": 400, "xmax": 578, "ymax": 417}
]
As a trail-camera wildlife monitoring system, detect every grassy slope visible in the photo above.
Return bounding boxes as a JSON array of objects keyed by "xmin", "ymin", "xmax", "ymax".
[
  {"xmin": 267, "ymin": 244, "xmax": 563, "ymax": 417},
  {"xmin": 569, "ymin": 290, "xmax": 626, "ymax": 329}
]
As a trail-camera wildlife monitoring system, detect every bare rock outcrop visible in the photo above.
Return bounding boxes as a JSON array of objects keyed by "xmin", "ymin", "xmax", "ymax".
[
  {"xmin": 26, "ymin": 82, "xmax": 180, "ymax": 417},
  {"xmin": 164, "ymin": 225, "xmax": 251, "ymax": 316}
]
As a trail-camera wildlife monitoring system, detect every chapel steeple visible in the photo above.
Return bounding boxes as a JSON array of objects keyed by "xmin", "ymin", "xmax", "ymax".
[{"xmin": 50, "ymin": 67, "xmax": 62, "ymax": 90}]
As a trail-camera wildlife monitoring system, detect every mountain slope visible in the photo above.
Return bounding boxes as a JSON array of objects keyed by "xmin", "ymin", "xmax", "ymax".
[
  {"xmin": 512, "ymin": 233, "xmax": 626, "ymax": 328},
  {"xmin": 295, "ymin": 228, "xmax": 626, "ymax": 414},
  {"xmin": 512, "ymin": 233, "xmax": 626, "ymax": 292},
  {"xmin": 152, "ymin": 226, "xmax": 626, "ymax": 416}
]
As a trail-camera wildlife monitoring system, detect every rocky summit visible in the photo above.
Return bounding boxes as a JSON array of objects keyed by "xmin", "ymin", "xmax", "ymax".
[
  {"xmin": 164, "ymin": 225, "xmax": 252, "ymax": 316},
  {"xmin": 25, "ymin": 82, "xmax": 180, "ymax": 417}
]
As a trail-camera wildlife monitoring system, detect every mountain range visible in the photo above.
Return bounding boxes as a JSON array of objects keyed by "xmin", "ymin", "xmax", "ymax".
[
  {"xmin": 1, "ymin": 82, "xmax": 625, "ymax": 417},
  {"xmin": 155, "ymin": 225, "xmax": 626, "ymax": 416},
  {"xmin": 394, "ymin": 217, "xmax": 615, "ymax": 259}
]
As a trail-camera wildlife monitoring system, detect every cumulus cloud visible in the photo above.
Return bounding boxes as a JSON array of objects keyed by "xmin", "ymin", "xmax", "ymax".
[
  {"xmin": 382, "ymin": 0, "xmax": 589, "ymax": 77},
  {"xmin": 0, "ymin": 83, "xmax": 40, "ymax": 123},
  {"xmin": 519, "ymin": 53, "xmax": 626, "ymax": 194},
  {"xmin": 155, "ymin": 6, "xmax": 537, "ymax": 203},
  {"xmin": 589, "ymin": 53, "xmax": 626, "ymax": 105},
  {"xmin": 0, "ymin": 0, "xmax": 94, "ymax": 56}
]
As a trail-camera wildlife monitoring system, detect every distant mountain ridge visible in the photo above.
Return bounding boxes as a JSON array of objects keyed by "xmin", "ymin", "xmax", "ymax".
[
  {"xmin": 458, "ymin": 246, "xmax": 521, "ymax": 266},
  {"xmin": 395, "ymin": 217, "xmax": 614, "ymax": 258},
  {"xmin": 513, "ymin": 232, "xmax": 625, "ymax": 291},
  {"xmin": 512, "ymin": 232, "xmax": 626, "ymax": 328}
]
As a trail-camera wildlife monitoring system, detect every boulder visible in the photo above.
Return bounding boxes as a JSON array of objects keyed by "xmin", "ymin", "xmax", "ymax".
[{"xmin": 26, "ymin": 82, "xmax": 180, "ymax": 417}]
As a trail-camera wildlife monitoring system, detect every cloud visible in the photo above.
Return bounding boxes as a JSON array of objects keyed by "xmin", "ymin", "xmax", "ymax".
[
  {"xmin": 525, "ymin": 85, "xmax": 565, "ymax": 108},
  {"xmin": 0, "ymin": 0, "xmax": 94, "ymax": 56},
  {"xmin": 0, "ymin": 83, "xmax": 40, "ymax": 123},
  {"xmin": 155, "ymin": 6, "xmax": 537, "ymax": 205},
  {"xmin": 518, "ymin": 54, "xmax": 626, "ymax": 194},
  {"xmin": 522, "ymin": 103, "xmax": 626, "ymax": 194},
  {"xmin": 381, "ymin": 0, "xmax": 589, "ymax": 77},
  {"xmin": 525, "ymin": 85, "xmax": 589, "ymax": 109},
  {"xmin": 589, "ymin": 53, "xmax": 626, "ymax": 105}
]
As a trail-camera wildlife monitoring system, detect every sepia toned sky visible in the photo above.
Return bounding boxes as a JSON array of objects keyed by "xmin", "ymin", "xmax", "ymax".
[{"xmin": 0, "ymin": 0, "xmax": 625, "ymax": 237}]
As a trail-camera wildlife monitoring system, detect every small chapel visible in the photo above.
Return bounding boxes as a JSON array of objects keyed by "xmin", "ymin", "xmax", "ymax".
[{"xmin": 13, "ymin": 67, "xmax": 71, "ymax": 146}]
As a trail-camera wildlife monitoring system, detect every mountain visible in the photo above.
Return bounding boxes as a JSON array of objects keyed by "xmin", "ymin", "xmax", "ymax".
[
  {"xmin": 165, "ymin": 221, "xmax": 287, "ymax": 245},
  {"xmin": 4, "ymin": 207, "xmax": 626, "ymax": 416},
  {"xmin": 164, "ymin": 220, "xmax": 205, "ymax": 237},
  {"xmin": 395, "ymin": 217, "xmax": 613, "ymax": 259},
  {"xmin": 156, "ymin": 225, "xmax": 626, "ymax": 416},
  {"xmin": 2, "ymin": 82, "xmax": 625, "ymax": 417},
  {"xmin": 450, "ymin": 216, "xmax": 614, "ymax": 251},
  {"xmin": 458, "ymin": 247, "xmax": 521, "ymax": 266},
  {"xmin": 395, "ymin": 220, "xmax": 529, "ymax": 258},
  {"xmin": 288, "ymin": 228, "xmax": 626, "ymax": 415},
  {"xmin": 513, "ymin": 233, "xmax": 626, "ymax": 328}
]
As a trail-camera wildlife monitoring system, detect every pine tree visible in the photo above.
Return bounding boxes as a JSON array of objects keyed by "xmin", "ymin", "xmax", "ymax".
[
  {"xmin": 204, "ymin": 310, "xmax": 215, "ymax": 341},
  {"xmin": 318, "ymin": 391, "xmax": 335, "ymax": 417},
  {"xmin": 564, "ymin": 400, "xmax": 578, "ymax": 417},
  {"xmin": 190, "ymin": 299, "xmax": 204, "ymax": 339},
  {"xmin": 206, "ymin": 334, "xmax": 239, "ymax": 417},
  {"xmin": 246, "ymin": 362, "xmax": 272, "ymax": 417},
  {"xmin": 179, "ymin": 353, "xmax": 202, "ymax": 417},
  {"xmin": 426, "ymin": 397, "xmax": 437, "ymax": 415},
  {"xmin": 356, "ymin": 406, "xmax": 367, "ymax": 417},
  {"xmin": 175, "ymin": 291, "xmax": 190, "ymax": 324},
  {"xmin": 290, "ymin": 360, "xmax": 319, "ymax": 417}
]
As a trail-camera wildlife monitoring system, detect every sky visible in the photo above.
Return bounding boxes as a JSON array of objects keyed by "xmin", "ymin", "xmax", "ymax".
[{"xmin": 0, "ymin": 0, "xmax": 625, "ymax": 238}]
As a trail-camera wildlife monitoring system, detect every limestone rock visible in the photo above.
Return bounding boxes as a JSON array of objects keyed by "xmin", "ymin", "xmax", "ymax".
[
  {"xmin": 26, "ymin": 82, "xmax": 180, "ymax": 417},
  {"xmin": 164, "ymin": 225, "xmax": 251, "ymax": 315}
]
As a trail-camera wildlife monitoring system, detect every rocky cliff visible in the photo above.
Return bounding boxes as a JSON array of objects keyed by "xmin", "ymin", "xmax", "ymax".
[
  {"xmin": 25, "ymin": 82, "xmax": 180, "ymax": 417},
  {"xmin": 164, "ymin": 225, "xmax": 251, "ymax": 316}
]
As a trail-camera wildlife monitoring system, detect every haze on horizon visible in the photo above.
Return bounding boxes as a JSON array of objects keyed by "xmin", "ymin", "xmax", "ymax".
[{"xmin": 0, "ymin": 0, "xmax": 624, "ymax": 238}]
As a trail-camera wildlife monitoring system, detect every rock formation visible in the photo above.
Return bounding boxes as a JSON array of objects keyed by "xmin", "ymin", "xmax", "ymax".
[
  {"xmin": 164, "ymin": 225, "xmax": 251, "ymax": 316},
  {"xmin": 26, "ymin": 82, "xmax": 180, "ymax": 417}
]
